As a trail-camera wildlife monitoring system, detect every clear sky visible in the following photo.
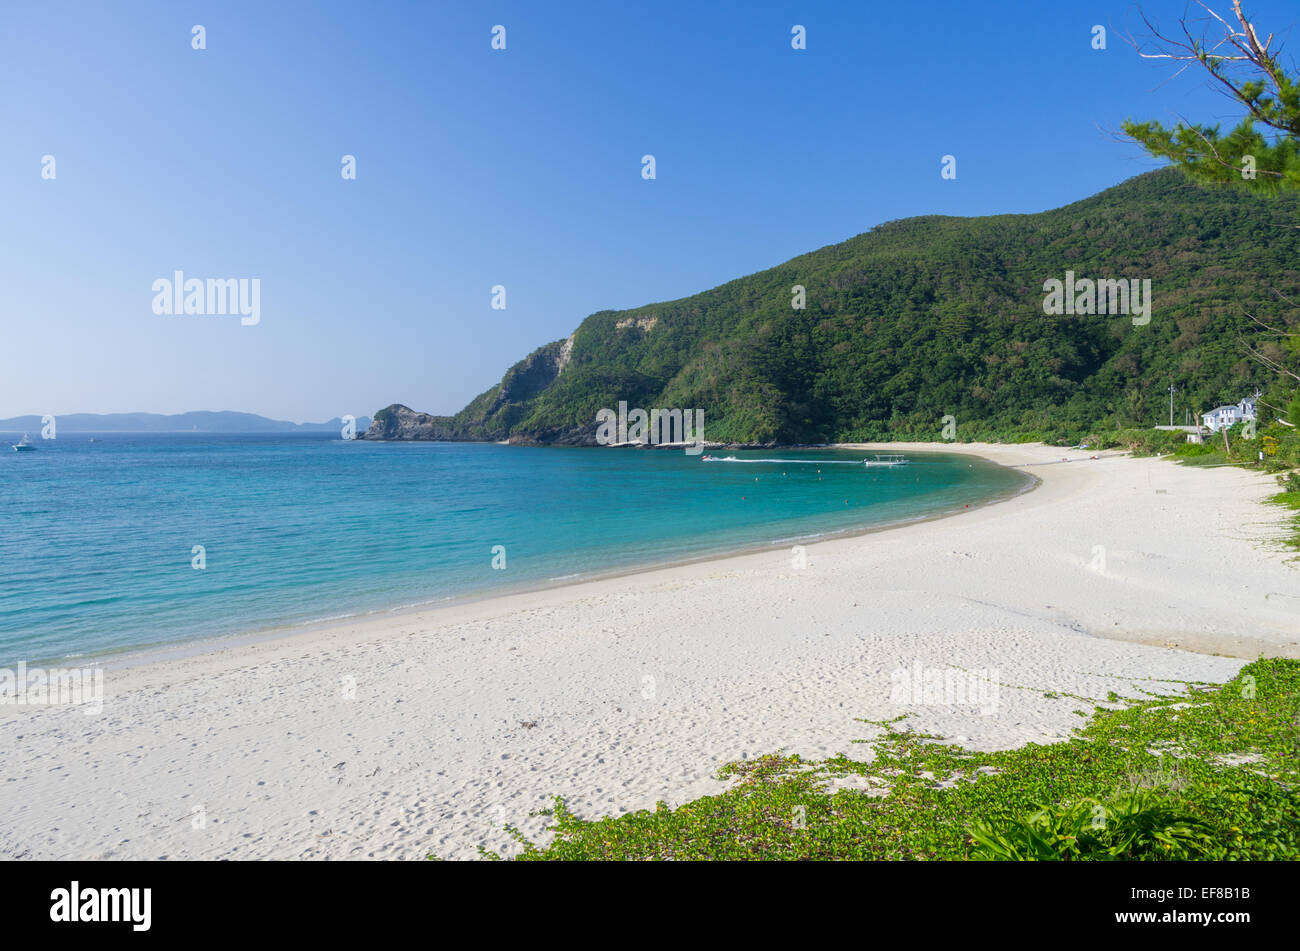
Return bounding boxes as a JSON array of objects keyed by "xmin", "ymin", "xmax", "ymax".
[{"xmin": 2, "ymin": 1, "xmax": 1293, "ymax": 422}]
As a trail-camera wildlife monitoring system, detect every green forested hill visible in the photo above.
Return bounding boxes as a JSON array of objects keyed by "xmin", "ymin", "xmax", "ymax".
[{"xmin": 367, "ymin": 169, "xmax": 1300, "ymax": 445}]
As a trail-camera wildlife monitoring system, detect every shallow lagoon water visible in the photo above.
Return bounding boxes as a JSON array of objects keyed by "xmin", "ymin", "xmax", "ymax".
[{"xmin": 0, "ymin": 434, "xmax": 1030, "ymax": 663}]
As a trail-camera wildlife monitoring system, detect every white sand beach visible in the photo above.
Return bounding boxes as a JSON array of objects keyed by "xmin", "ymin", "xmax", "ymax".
[{"xmin": 0, "ymin": 443, "xmax": 1295, "ymax": 860}]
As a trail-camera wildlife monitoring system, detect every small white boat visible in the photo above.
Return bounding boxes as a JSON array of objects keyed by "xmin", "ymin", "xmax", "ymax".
[
  {"xmin": 12, "ymin": 434, "xmax": 37, "ymax": 452},
  {"xmin": 863, "ymin": 453, "xmax": 907, "ymax": 468}
]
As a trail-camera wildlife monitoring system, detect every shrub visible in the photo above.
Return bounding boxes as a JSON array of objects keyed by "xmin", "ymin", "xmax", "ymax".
[{"xmin": 968, "ymin": 790, "xmax": 1216, "ymax": 861}]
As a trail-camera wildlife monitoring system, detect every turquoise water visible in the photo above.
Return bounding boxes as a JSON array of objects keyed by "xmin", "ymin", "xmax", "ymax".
[{"xmin": 0, "ymin": 434, "xmax": 1030, "ymax": 664}]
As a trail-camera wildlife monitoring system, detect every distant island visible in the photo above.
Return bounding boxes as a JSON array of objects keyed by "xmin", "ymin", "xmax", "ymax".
[
  {"xmin": 0, "ymin": 411, "xmax": 371, "ymax": 434},
  {"xmin": 362, "ymin": 169, "xmax": 1299, "ymax": 447}
]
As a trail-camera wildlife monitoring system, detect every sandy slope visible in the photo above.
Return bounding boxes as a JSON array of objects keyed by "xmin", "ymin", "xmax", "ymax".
[{"xmin": 0, "ymin": 444, "xmax": 1295, "ymax": 860}]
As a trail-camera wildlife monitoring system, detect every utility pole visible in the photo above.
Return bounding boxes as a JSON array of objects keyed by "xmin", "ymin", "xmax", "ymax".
[{"xmin": 1168, "ymin": 383, "xmax": 1176, "ymax": 427}]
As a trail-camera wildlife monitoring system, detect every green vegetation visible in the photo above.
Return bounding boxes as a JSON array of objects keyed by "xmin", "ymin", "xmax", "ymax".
[
  {"xmin": 1267, "ymin": 470, "xmax": 1300, "ymax": 551},
  {"xmin": 386, "ymin": 170, "xmax": 1300, "ymax": 447},
  {"xmin": 473, "ymin": 659, "xmax": 1300, "ymax": 861},
  {"xmin": 967, "ymin": 790, "xmax": 1216, "ymax": 861},
  {"xmin": 1122, "ymin": 2, "xmax": 1300, "ymax": 194},
  {"xmin": 1119, "ymin": 3, "xmax": 1300, "ymax": 479},
  {"xmin": 1086, "ymin": 417, "xmax": 1299, "ymax": 466}
]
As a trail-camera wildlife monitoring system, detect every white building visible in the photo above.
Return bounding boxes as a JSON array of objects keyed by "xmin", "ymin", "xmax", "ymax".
[{"xmin": 1201, "ymin": 393, "xmax": 1258, "ymax": 433}]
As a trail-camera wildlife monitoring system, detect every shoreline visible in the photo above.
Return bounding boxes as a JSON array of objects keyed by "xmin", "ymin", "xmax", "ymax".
[
  {"xmin": 2, "ymin": 441, "xmax": 1296, "ymax": 860},
  {"xmin": 53, "ymin": 444, "xmax": 1040, "ymax": 674}
]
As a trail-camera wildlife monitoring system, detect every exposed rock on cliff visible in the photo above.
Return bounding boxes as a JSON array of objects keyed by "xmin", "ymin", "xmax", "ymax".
[{"xmin": 358, "ymin": 405, "xmax": 460, "ymax": 440}]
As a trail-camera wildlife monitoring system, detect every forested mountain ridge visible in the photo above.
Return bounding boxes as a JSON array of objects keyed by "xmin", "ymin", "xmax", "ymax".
[{"xmin": 363, "ymin": 169, "xmax": 1300, "ymax": 445}]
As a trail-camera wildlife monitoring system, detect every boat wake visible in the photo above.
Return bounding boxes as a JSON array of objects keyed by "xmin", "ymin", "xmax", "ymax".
[
  {"xmin": 701, "ymin": 456, "xmax": 863, "ymax": 465},
  {"xmin": 702, "ymin": 454, "xmax": 910, "ymax": 467}
]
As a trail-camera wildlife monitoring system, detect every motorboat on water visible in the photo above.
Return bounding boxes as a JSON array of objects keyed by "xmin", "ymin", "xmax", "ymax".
[
  {"xmin": 12, "ymin": 433, "xmax": 37, "ymax": 452},
  {"xmin": 862, "ymin": 453, "xmax": 907, "ymax": 467}
]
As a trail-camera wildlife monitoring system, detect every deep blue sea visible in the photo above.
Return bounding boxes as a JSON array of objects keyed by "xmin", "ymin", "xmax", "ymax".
[{"xmin": 0, "ymin": 433, "xmax": 1031, "ymax": 664}]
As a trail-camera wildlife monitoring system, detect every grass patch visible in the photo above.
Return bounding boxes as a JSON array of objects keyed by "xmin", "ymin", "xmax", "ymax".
[
  {"xmin": 1266, "ymin": 476, "xmax": 1300, "ymax": 552},
  {"xmin": 479, "ymin": 660, "xmax": 1300, "ymax": 861},
  {"xmin": 1175, "ymin": 450, "xmax": 1229, "ymax": 467},
  {"xmin": 1266, "ymin": 491, "xmax": 1300, "ymax": 551}
]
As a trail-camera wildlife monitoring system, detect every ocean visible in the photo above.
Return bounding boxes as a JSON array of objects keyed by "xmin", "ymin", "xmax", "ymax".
[{"xmin": 0, "ymin": 434, "xmax": 1031, "ymax": 664}]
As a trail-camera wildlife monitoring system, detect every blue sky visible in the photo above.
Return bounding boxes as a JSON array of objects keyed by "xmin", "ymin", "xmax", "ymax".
[{"xmin": 2, "ymin": 0, "xmax": 1294, "ymax": 421}]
